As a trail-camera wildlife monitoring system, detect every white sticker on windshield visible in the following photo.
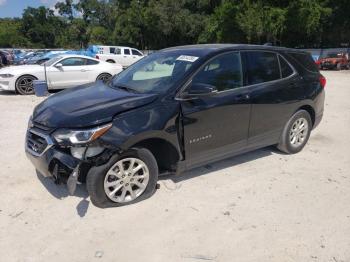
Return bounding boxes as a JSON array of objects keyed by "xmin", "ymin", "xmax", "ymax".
[{"xmin": 176, "ymin": 55, "xmax": 199, "ymax": 62}]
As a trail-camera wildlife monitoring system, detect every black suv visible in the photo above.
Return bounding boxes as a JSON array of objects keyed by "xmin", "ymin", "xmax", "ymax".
[{"xmin": 26, "ymin": 44, "xmax": 325, "ymax": 208}]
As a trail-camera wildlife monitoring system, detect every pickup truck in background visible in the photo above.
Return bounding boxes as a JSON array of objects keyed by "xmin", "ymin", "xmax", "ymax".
[{"xmin": 95, "ymin": 46, "xmax": 144, "ymax": 68}]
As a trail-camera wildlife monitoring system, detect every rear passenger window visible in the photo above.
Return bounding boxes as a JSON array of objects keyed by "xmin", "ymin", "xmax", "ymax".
[
  {"xmin": 279, "ymin": 55, "xmax": 294, "ymax": 78},
  {"xmin": 132, "ymin": 49, "xmax": 142, "ymax": 56},
  {"xmin": 124, "ymin": 49, "xmax": 130, "ymax": 55},
  {"xmin": 246, "ymin": 51, "xmax": 280, "ymax": 85},
  {"xmin": 86, "ymin": 59, "xmax": 99, "ymax": 65},
  {"xmin": 192, "ymin": 52, "xmax": 243, "ymax": 92}
]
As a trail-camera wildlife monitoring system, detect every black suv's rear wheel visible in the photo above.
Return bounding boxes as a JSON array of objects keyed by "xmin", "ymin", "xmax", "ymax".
[
  {"xmin": 277, "ymin": 110, "xmax": 312, "ymax": 154},
  {"xmin": 86, "ymin": 148, "xmax": 158, "ymax": 208}
]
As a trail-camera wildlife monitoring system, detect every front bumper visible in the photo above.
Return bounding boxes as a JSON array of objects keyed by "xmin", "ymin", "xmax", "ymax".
[
  {"xmin": 0, "ymin": 77, "xmax": 15, "ymax": 91},
  {"xmin": 25, "ymin": 128, "xmax": 80, "ymax": 180},
  {"xmin": 25, "ymin": 127, "xmax": 118, "ymax": 183},
  {"xmin": 320, "ymin": 63, "xmax": 337, "ymax": 69}
]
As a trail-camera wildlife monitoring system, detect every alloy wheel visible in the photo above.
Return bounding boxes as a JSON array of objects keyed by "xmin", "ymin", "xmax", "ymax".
[
  {"xmin": 16, "ymin": 76, "xmax": 36, "ymax": 95},
  {"xmin": 104, "ymin": 158, "xmax": 150, "ymax": 203},
  {"xmin": 97, "ymin": 73, "xmax": 112, "ymax": 83},
  {"xmin": 289, "ymin": 117, "xmax": 309, "ymax": 147}
]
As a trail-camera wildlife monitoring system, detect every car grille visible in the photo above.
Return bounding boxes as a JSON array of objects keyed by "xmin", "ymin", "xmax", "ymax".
[{"xmin": 26, "ymin": 129, "xmax": 53, "ymax": 156}]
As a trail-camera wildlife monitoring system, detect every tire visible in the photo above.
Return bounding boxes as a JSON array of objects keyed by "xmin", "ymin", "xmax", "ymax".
[
  {"xmin": 15, "ymin": 75, "xmax": 37, "ymax": 95},
  {"xmin": 86, "ymin": 148, "xmax": 159, "ymax": 208},
  {"xmin": 277, "ymin": 110, "xmax": 312, "ymax": 154},
  {"xmin": 106, "ymin": 59, "xmax": 116, "ymax": 63},
  {"xmin": 96, "ymin": 73, "xmax": 112, "ymax": 83}
]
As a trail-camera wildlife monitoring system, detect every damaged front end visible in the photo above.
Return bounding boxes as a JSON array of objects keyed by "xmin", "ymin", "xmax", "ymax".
[{"xmin": 25, "ymin": 121, "xmax": 119, "ymax": 195}]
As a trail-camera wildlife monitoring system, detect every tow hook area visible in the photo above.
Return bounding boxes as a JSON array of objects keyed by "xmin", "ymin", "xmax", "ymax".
[
  {"xmin": 67, "ymin": 163, "xmax": 81, "ymax": 195},
  {"xmin": 50, "ymin": 148, "xmax": 121, "ymax": 195},
  {"xmin": 52, "ymin": 161, "xmax": 81, "ymax": 195}
]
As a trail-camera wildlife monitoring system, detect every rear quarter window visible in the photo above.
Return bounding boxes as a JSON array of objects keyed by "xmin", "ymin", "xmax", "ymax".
[
  {"xmin": 279, "ymin": 55, "xmax": 294, "ymax": 78},
  {"xmin": 287, "ymin": 52, "xmax": 319, "ymax": 73},
  {"xmin": 87, "ymin": 59, "xmax": 99, "ymax": 65}
]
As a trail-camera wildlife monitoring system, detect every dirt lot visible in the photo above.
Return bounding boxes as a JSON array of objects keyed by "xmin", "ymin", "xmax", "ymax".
[{"xmin": 0, "ymin": 71, "xmax": 349, "ymax": 262}]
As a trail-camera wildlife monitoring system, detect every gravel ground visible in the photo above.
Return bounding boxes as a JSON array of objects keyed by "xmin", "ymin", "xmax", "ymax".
[{"xmin": 0, "ymin": 71, "xmax": 349, "ymax": 262}]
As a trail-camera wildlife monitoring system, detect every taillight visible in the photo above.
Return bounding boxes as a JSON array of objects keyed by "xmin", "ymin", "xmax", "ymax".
[
  {"xmin": 95, "ymin": 55, "xmax": 99, "ymax": 59},
  {"xmin": 319, "ymin": 75, "xmax": 326, "ymax": 88}
]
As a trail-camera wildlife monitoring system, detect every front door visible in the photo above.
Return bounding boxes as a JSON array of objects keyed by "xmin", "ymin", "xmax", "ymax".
[
  {"xmin": 180, "ymin": 51, "xmax": 251, "ymax": 168},
  {"xmin": 47, "ymin": 57, "xmax": 90, "ymax": 89}
]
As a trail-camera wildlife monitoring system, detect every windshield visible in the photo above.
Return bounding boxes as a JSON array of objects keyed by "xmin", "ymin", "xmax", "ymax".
[
  {"xmin": 110, "ymin": 51, "xmax": 202, "ymax": 94},
  {"xmin": 43, "ymin": 56, "xmax": 63, "ymax": 66}
]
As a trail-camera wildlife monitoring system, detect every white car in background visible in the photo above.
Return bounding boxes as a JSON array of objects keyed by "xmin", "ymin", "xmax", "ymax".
[
  {"xmin": 95, "ymin": 46, "xmax": 144, "ymax": 68},
  {"xmin": 0, "ymin": 55, "xmax": 123, "ymax": 95}
]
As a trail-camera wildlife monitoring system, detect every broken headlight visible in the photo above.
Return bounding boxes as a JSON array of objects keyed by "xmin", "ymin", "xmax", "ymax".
[{"xmin": 53, "ymin": 123, "xmax": 112, "ymax": 145}]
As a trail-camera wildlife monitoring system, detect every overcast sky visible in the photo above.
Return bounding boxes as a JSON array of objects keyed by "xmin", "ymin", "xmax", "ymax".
[{"xmin": 0, "ymin": 0, "xmax": 62, "ymax": 18}]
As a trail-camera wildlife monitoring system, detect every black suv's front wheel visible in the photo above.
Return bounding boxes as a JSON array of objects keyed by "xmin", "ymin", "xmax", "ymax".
[
  {"xmin": 277, "ymin": 110, "xmax": 312, "ymax": 154},
  {"xmin": 86, "ymin": 148, "xmax": 158, "ymax": 208}
]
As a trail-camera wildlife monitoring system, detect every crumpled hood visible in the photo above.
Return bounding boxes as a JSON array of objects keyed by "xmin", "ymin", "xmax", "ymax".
[{"xmin": 33, "ymin": 82, "xmax": 158, "ymax": 128}]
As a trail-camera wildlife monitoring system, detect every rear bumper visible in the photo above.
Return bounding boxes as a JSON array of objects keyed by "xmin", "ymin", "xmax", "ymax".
[{"xmin": 313, "ymin": 111, "xmax": 323, "ymax": 129}]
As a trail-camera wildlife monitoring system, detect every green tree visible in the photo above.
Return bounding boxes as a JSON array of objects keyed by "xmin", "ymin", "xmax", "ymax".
[
  {"xmin": 237, "ymin": 0, "xmax": 264, "ymax": 43},
  {"xmin": 199, "ymin": 0, "xmax": 244, "ymax": 43},
  {"xmin": 0, "ymin": 19, "xmax": 28, "ymax": 47},
  {"xmin": 0, "ymin": 0, "xmax": 349, "ymax": 50},
  {"xmin": 144, "ymin": 0, "xmax": 206, "ymax": 49},
  {"xmin": 55, "ymin": 0, "xmax": 75, "ymax": 21},
  {"xmin": 89, "ymin": 25, "xmax": 110, "ymax": 45},
  {"xmin": 21, "ymin": 7, "xmax": 64, "ymax": 48},
  {"xmin": 284, "ymin": 0, "xmax": 332, "ymax": 47}
]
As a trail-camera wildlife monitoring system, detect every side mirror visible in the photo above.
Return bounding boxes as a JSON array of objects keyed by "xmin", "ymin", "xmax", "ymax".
[
  {"xmin": 187, "ymin": 83, "xmax": 218, "ymax": 97},
  {"xmin": 176, "ymin": 83, "xmax": 218, "ymax": 101},
  {"xmin": 55, "ymin": 63, "xmax": 63, "ymax": 68}
]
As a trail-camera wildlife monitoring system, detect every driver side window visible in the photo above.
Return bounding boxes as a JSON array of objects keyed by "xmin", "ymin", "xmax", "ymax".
[
  {"xmin": 60, "ymin": 58, "xmax": 86, "ymax": 66},
  {"xmin": 192, "ymin": 52, "xmax": 243, "ymax": 92}
]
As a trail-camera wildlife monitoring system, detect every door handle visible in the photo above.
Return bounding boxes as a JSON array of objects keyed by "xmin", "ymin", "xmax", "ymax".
[
  {"xmin": 235, "ymin": 94, "xmax": 250, "ymax": 101},
  {"xmin": 81, "ymin": 69, "xmax": 87, "ymax": 72}
]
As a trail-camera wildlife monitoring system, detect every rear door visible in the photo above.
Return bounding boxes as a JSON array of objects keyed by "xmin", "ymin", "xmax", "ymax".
[
  {"xmin": 243, "ymin": 51, "xmax": 301, "ymax": 147},
  {"xmin": 180, "ymin": 51, "xmax": 251, "ymax": 167}
]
